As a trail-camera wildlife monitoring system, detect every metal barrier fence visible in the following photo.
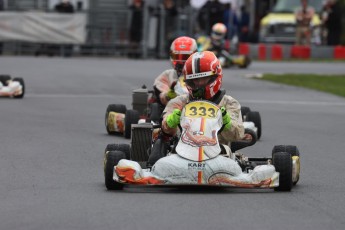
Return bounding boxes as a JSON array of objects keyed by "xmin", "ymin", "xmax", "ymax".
[{"xmin": 0, "ymin": 4, "xmax": 198, "ymax": 58}]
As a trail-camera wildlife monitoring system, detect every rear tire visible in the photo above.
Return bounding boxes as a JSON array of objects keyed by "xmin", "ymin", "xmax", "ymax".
[
  {"xmin": 239, "ymin": 55, "xmax": 251, "ymax": 69},
  {"xmin": 124, "ymin": 109, "xmax": 140, "ymax": 139},
  {"xmin": 12, "ymin": 77, "xmax": 25, "ymax": 99},
  {"xmin": 241, "ymin": 106, "xmax": 251, "ymax": 118},
  {"xmin": 246, "ymin": 111, "xmax": 262, "ymax": 139},
  {"xmin": 273, "ymin": 152, "xmax": 292, "ymax": 191},
  {"xmin": 105, "ymin": 104, "xmax": 127, "ymax": 135},
  {"xmin": 149, "ymin": 103, "xmax": 162, "ymax": 123},
  {"xmin": 104, "ymin": 150, "xmax": 126, "ymax": 190}
]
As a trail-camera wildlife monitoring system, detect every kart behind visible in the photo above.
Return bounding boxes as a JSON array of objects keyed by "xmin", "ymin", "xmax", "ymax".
[{"xmin": 104, "ymin": 100, "xmax": 300, "ymax": 192}]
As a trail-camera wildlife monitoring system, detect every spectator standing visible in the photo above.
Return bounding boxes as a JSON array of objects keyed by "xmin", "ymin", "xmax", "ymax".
[
  {"xmin": 238, "ymin": 5, "xmax": 250, "ymax": 43},
  {"xmin": 163, "ymin": 0, "xmax": 178, "ymax": 55},
  {"xmin": 0, "ymin": 0, "xmax": 3, "ymax": 54},
  {"xmin": 223, "ymin": 3, "xmax": 238, "ymax": 40},
  {"xmin": 198, "ymin": 0, "xmax": 225, "ymax": 35},
  {"xmin": 320, "ymin": 1, "xmax": 330, "ymax": 45},
  {"xmin": 55, "ymin": 0, "xmax": 75, "ymax": 13},
  {"xmin": 129, "ymin": 0, "xmax": 144, "ymax": 58},
  {"xmin": 295, "ymin": 0, "xmax": 315, "ymax": 45},
  {"xmin": 54, "ymin": 0, "xmax": 75, "ymax": 57},
  {"xmin": 325, "ymin": 0, "xmax": 342, "ymax": 46}
]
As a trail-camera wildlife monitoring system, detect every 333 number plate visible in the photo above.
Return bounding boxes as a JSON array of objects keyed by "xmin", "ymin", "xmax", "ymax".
[{"xmin": 184, "ymin": 101, "xmax": 219, "ymax": 118}]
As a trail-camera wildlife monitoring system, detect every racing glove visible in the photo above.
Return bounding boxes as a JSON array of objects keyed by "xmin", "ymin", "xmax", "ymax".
[
  {"xmin": 166, "ymin": 109, "xmax": 181, "ymax": 128},
  {"xmin": 166, "ymin": 89, "xmax": 177, "ymax": 100},
  {"xmin": 221, "ymin": 106, "xmax": 231, "ymax": 131}
]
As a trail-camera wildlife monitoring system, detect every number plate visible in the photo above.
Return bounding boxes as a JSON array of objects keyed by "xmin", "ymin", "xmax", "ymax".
[{"xmin": 184, "ymin": 101, "xmax": 219, "ymax": 119}]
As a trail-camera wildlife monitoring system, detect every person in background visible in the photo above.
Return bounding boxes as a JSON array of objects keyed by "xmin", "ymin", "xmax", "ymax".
[
  {"xmin": 54, "ymin": 0, "xmax": 75, "ymax": 57},
  {"xmin": 163, "ymin": 0, "xmax": 178, "ymax": 56},
  {"xmin": 223, "ymin": 3, "xmax": 238, "ymax": 41},
  {"xmin": 0, "ymin": 0, "xmax": 3, "ymax": 54},
  {"xmin": 294, "ymin": 0, "xmax": 315, "ymax": 45},
  {"xmin": 238, "ymin": 5, "xmax": 250, "ymax": 43},
  {"xmin": 129, "ymin": 0, "xmax": 144, "ymax": 58},
  {"xmin": 325, "ymin": 0, "xmax": 342, "ymax": 46},
  {"xmin": 55, "ymin": 0, "xmax": 75, "ymax": 13},
  {"xmin": 197, "ymin": 0, "xmax": 225, "ymax": 35}
]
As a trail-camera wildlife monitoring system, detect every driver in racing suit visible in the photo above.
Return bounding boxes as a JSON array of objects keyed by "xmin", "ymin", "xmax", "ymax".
[
  {"xmin": 161, "ymin": 51, "xmax": 244, "ymax": 147},
  {"xmin": 197, "ymin": 23, "xmax": 228, "ymax": 59},
  {"xmin": 153, "ymin": 36, "xmax": 198, "ymax": 106}
]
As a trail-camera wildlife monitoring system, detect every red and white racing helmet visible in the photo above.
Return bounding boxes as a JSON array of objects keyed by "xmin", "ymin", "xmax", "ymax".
[
  {"xmin": 211, "ymin": 23, "xmax": 227, "ymax": 41},
  {"xmin": 183, "ymin": 51, "xmax": 222, "ymax": 100},
  {"xmin": 170, "ymin": 36, "xmax": 198, "ymax": 76}
]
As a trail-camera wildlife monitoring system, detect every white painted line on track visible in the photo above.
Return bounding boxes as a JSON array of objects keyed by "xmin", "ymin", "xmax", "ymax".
[
  {"xmin": 25, "ymin": 94, "xmax": 345, "ymax": 106},
  {"xmin": 241, "ymin": 99, "xmax": 345, "ymax": 106},
  {"xmin": 26, "ymin": 94, "xmax": 122, "ymax": 98}
]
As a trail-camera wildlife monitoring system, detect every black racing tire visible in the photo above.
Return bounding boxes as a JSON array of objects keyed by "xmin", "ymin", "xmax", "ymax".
[
  {"xmin": 12, "ymin": 77, "xmax": 25, "ymax": 99},
  {"xmin": 149, "ymin": 102, "xmax": 162, "ymax": 123},
  {"xmin": 239, "ymin": 55, "xmax": 251, "ymax": 69},
  {"xmin": 104, "ymin": 150, "xmax": 126, "ymax": 190},
  {"xmin": 272, "ymin": 145, "xmax": 300, "ymax": 185},
  {"xmin": 124, "ymin": 109, "xmax": 140, "ymax": 139},
  {"xmin": 272, "ymin": 145, "xmax": 300, "ymax": 156},
  {"xmin": 105, "ymin": 143, "xmax": 131, "ymax": 160},
  {"xmin": 246, "ymin": 111, "xmax": 262, "ymax": 139},
  {"xmin": 241, "ymin": 106, "xmax": 251, "ymax": 118},
  {"xmin": 105, "ymin": 104, "xmax": 127, "ymax": 135},
  {"xmin": 273, "ymin": 152, "xmax": 293, "ymax": 192},
  {"xmin": 0, "ymin": 75, "xmax": 11, "ymax": 85}
]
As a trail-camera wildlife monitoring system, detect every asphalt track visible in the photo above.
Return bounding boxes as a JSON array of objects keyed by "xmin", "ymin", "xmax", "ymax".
[{"xmin": 1, "ymin": 57, "xmax": 345, "ymax": 230}]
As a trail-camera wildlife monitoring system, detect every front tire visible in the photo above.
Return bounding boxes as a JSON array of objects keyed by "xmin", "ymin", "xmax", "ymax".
[
  {"xmin": 272, "ymin": 145, "xmax": 300, "ymax": 185},
  {"xmin": 105, "ymin": 143, "xmax": 131, "ymax": 160},
  {"xmin": 104, "ymin": 150, "xmax": 126, "ymax": 190},
  {"xmin": 273, "ymin": 152, "xmax": 292, "ymax": 191}
]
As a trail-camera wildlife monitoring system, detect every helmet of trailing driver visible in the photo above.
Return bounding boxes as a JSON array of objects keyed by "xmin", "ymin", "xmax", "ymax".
[
  {"xmin": 183, "ymin": 51, "xmax": 222, "ymax": 100},
  {"xmin": 170, "ymin": 36, "xmax": 198, "ymax": 76},
  {"xmin": 211, "ymin": 23, "xmax": 227, "ymax": 41}
]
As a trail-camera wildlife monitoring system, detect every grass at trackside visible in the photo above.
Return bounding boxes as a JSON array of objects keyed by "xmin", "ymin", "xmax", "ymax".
[{"xmin": 259, "ymin": 74, "xmax": 345, "ymax": 98}]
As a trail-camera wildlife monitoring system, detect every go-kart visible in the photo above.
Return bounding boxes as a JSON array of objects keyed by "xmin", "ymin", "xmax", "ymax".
[
  {"xmin": 104, "ymin": 76, "xmax": 188, "ymax": 138},
  {"xmin": 196, "ymin": 36, "xmax": 251, "ymax": 69},
  {"xmin": 104, "ymin": 100, "xmax": 300, "ymax": 191},
  {"xmin": 105, "ymin": 77, "xmax": 261, "ymax": 139},
  {"xmin": 0, "ymin": 75, "xmax": 25, "ymax": 98}
]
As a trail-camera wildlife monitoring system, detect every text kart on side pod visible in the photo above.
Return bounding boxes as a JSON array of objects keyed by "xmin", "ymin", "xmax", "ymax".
[
  {"xmin": 104, "ymin": 100, "xmax": 300, "ymax": 191},
  {"xmin": 104, "ymin": 77, "xmax": 262, "ymax": 140}
]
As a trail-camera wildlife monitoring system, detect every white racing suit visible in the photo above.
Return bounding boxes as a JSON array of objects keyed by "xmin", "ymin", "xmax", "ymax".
[{"xmin": 153, "ymin": 69, "xmax": 178, "ymax": 106}]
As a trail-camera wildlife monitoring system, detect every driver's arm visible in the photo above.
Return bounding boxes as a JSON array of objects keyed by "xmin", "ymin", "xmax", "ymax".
[
  {"xmin": 153, "ymin": 69, "xmax": 176, "ymax": 105},
  {"xmin": 218, "ymin": 95, "xmax": 245, "ymax": 143},
  {"xmin": 161, "ymin": 95, "xmax": 188, "ymax": 136}
]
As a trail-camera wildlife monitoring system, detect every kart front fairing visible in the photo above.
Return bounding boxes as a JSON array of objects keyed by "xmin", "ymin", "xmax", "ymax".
[
  {"xmin": 113, "ymin": 101, "xmax": 279, "ymax": 188},
  {"xmin": 0, "ymin": 80, "xmax": 23, "ymax": 97}
]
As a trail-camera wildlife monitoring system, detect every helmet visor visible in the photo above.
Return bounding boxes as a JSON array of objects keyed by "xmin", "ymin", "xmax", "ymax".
[
  {"xmin": 170, "ymin": 53, "xmax": 191, "ymax": 62},
  {"xmin": 186, "ymin": 75, "xmax": 218, "ymax": 89}
]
